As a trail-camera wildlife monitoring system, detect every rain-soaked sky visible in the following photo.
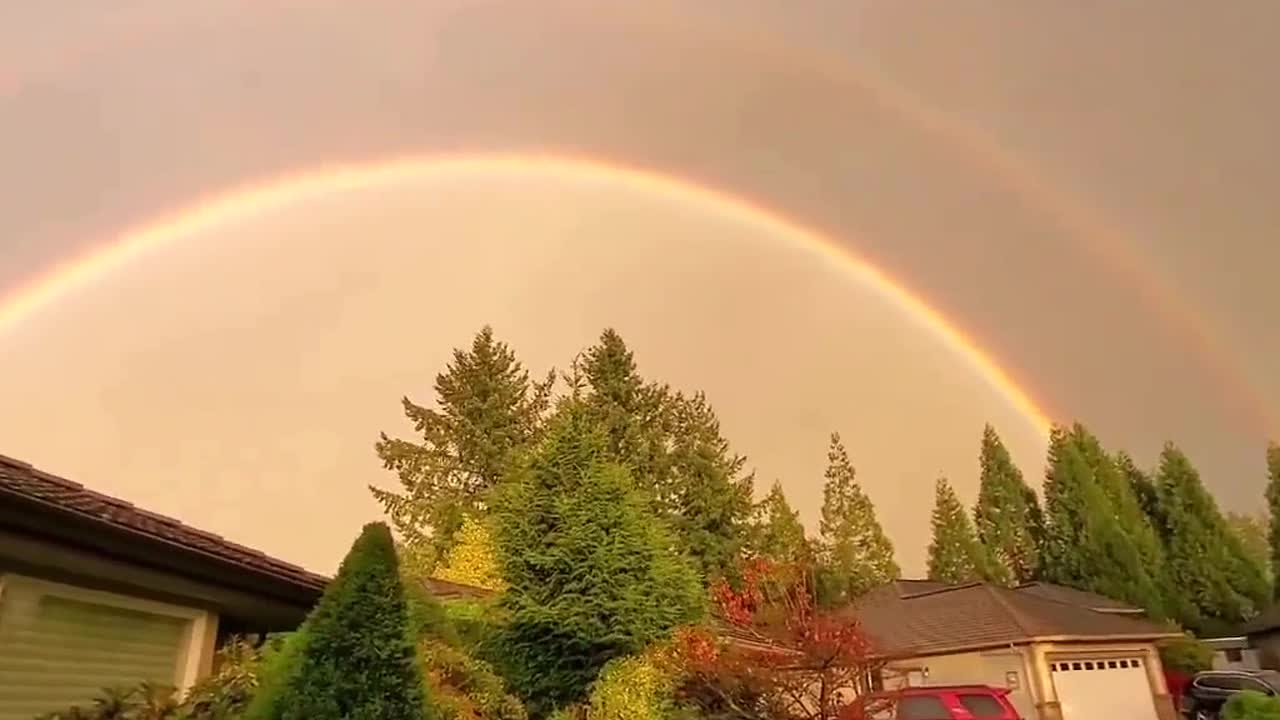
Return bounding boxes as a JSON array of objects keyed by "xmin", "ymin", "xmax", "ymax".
[{"xmin": 1, "ymin": 1, "xmax": 1277, "ymax": 575}]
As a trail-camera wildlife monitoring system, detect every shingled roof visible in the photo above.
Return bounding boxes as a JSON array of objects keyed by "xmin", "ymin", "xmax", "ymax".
[
  {"xmin": 853, "ymin": 581, "xmax": 1178, "ymax": 657},
  {"xmin": 0, "ymin": 453, "xmax": 328, "ymax": 598},
  {"xmin": 1014, "ymin": 581, "xmax": 1142, "ymax": 614}
]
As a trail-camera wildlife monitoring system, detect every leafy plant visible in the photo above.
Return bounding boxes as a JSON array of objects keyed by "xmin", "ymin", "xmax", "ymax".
[
  {"xmin": 1157, "ymin": 634, "xmax": 1214, "ymax": 674},
  {"xmin": 1224, "ymin": 690, "xmax": 1280, "ymax": 720}
]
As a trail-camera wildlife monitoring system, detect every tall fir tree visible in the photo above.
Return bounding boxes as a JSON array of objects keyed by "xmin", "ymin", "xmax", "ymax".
[
  {"xmin": 1039, "ymin": 426, "xmax": 1165, "ymax": 618},
  {"xmin": 972, "ymin": 424, "xmax": 1041, "ymax": 584},
  {"xmin": 577, "ymin": 329, "xmax": 754, "ymax": 581},
  {"xmin": 1267, "ymin": 442, "xmax": 1280, "ymax": 599},
  {"xmin": 1154, "ymin": 443, "xmax": 1267, "ymax": 632},
  {"xmin": 492, "ymin": 400, "xmax": 704, "ymax": 716},
  {"xmin": 371, "ymin": 326, "xmax": 552, "ymax": 571},
  {"xmin": 751, "ymin": 480, "xmax": 811, "ymax": 565},
  {"xmin": 815, "ymin": 433, "xmax": 899, "ymax": 602},
  {"xmin": 927, "ymin": 477, "xmax": 992, "ymax": 584}
]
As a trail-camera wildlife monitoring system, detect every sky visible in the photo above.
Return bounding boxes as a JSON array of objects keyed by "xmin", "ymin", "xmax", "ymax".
[{"xmin": 0, "ymin": 1, "xmax": 1276, "ymax": 575}]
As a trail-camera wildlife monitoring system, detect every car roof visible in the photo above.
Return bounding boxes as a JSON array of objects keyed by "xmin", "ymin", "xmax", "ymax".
[{"xmin": 900, "ymin": 685, "xmax": 1008, "ymax": 695}]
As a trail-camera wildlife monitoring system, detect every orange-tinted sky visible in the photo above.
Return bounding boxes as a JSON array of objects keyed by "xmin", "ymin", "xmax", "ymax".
[{"xmin": 0, "ymin": 1, "xmax": 1276, "ymax": 574}]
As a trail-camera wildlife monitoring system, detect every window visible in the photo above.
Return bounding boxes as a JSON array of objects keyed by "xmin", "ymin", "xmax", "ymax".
[
  {"xmin": 1197, "ymin": 674, "xmax": 1241, "ymax": 691},
  {"xmin": 958, "ymin": 694, "xmax": 1006, "ymax": 718},
  {"xmin": 1225, "ymin": 648, "xmax": 1244, "ymax": 663},
  {"xmin": 898, "ymin": 696, "xmax": 952, "ymax": 720}
]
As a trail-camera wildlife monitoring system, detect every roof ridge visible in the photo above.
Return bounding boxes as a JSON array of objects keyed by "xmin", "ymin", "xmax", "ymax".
[
  {"xmin": 900, "ymin": 581, "xmax": 983, "ymax": 600},
  {"xmin": 984, "ymin": 584, "xmax": 1042, "ymax": 637}
]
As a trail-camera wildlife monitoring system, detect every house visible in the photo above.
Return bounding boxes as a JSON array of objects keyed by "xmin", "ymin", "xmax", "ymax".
[
  {"xmin": 0, "ymin": 453, "xmax": 329, "ymax": 719},
  {"xmin": 855, "ymin": 580, "xmax": 1182, "ymax": 720},
  {"xmin": 1201, "ymin": 636, "xmax": 1262, "ymax": 671},
  {"xmin": 1240, "ymin": 604, "xmax": 1280, "ymax": 670}
]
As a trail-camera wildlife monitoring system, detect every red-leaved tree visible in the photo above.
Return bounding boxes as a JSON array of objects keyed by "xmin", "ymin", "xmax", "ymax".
[{"xmin": 675, "ymin": 559, "xmax": 896, "ymax": 720}]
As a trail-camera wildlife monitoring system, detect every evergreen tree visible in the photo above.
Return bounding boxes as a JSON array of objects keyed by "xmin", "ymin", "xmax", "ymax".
[
  {"xmin": 1226, "ymin": 511, "xmax": 1272, "ymax": 589},
  {"xmin": 1117, "ymin": 451, "xmax": 1161, "ymax": 525},
  {"xmin": 1267, "ymin": 443, "xmax": 1280, "ymax": 599},
  {"xmin": 1155, "ymin": 443, "xmax": 1267, "ymax": 632},
  {"xmin": 249, "ymin": 523, "xmax": 428, "ymax": 720},
  {"xmin": 577, "ymin": 329, "xmax": 754, "ymax": 581},
  {"xmin": 372, "ymin": 327, "xmax": 552, "ymax": 571},
  {"xmin": 972, "ymin": 424, "xmax": 1041, "ymax": 584},
  {"xmin": 815, "ymin": 433, "xmax": 899, "ymax": 601},
  {"xmin": 927, "ymin": 477, "xmax": 991, "ymax": 584},
  {"xmin": 1068, "ymin": 424, "xmax": 1171, "ymax": 618},
  {"xmin": 1039, "ymin": 426, "xmax": 1165, "ymax": 618},
  {"xmin": 751, "ymin": 480, "xmax": 811, "ymax": 565},
  {"xmin": 493, "ymin": 401, "xmax": 704, "ymax": 716}
]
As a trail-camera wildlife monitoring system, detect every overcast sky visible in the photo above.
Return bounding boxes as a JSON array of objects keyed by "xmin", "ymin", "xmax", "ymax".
[{"xmin": 1, "ymin": 1, "xmax": 1276, "ymax": 574}]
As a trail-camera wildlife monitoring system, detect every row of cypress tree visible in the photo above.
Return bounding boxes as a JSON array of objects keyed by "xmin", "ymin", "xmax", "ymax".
[{"xmin": 916, "ymin": 422, "xmax": 1280, "ymax": 636}]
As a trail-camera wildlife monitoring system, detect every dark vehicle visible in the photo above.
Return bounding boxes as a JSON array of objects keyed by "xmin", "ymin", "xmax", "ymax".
[
  {"xmin": 881, "ymin": 685, "xmax": 1022, "ymax": 720},
  {"xmin": 1182, "ymin": 669, "xmax": 1280, "ymax": 719}
]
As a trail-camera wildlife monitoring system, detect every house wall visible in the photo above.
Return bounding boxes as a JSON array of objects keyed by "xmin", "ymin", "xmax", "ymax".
[
  {"xmin": 886, "ymin": 647, "xmax": 1037, "ymax": 720},
  {"xmin": 1211, "ymin": 648, "xmax": 1261, "ymax": 671},
  {"xmin": 1252, "ymin": 630, "xmax": 1280, "ymax": 670}
]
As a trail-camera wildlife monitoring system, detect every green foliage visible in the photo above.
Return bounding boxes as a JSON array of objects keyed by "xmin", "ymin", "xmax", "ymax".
[
  {"xmin": 421, "ymin": 639, "xmax": 527, "ymax": 720},
  {"xmin": 1154, "ymin": 443, "xmax": 1269, "ymax": 631},
  {"xmin": 972, "ymin": 424, "xmax": 1040, "ymax": 584},
  {"xmin": 248, "ymin": 522, "xmax": 429, "ymax": 720},
  {"xmin": 587, "ymin": 650, "xmax": 679, "ymax": 720},
  {"xmin": 926, "ymin": 477, "xmax": 992, "ymax": 584},
  {"xmin": 372, "ymin": 326, "xmax": 553, "ymax": 572},
  {"xmin": 577, "ymin": 330, "xmax": 754, "ymax": 582},
  {"xmin": 1267, "ymin": 443, "xmax": 1280, "ymax": 599},
  {"xmin": 1039, "ymin": 426, "xmax": 1166, "ymax": 618},
  {"xmin": 815, "ymin": 433, "xmax": 899, "ymax": 602},
  {"xmin": 749, "ymin": 481, "xmax": 810, "ymax": 565},
  {"xmin": 1157, "ymin": 635, "xmax": 1215, "ymax": 674},
  {"xmin": 1224, "ymin": 690, "xmax": 1280, "ymax": 720},
  {"xmin": 493, "ymin": 402, "xmax": 704, "ymax": 716},
  {"xmin": 1228, "ymin": 511, "xmax": 1273, "ymax": 588},
  {"xmin": 436, "ymin": 514, "xmax": 505, "ymax": 591}
]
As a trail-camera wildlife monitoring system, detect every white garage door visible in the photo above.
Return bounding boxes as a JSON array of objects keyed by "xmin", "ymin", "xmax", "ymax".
[{"xmin": 1050, "ymin": 656, "xmax": 1159, "ymax": 720}]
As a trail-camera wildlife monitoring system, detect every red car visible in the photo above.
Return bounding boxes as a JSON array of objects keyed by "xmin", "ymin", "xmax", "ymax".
[{"xmin": 881, "ymin": 685, "xmax": 1022, "ymax": 720}]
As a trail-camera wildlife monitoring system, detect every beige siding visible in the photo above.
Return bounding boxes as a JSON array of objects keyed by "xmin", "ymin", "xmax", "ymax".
[{"xmin": 888, "ymin": 647, "xmax": 1036, "ymax": 720}]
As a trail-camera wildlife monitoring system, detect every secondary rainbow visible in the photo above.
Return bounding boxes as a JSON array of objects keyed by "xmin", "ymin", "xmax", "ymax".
[{"xmin": 0, "ymin": 152, "xmax": 1054, "ymax": 438}]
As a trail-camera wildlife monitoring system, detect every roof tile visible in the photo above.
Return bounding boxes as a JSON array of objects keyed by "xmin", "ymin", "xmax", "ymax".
[{"xmin": 0, "ymin": 453, "xmax": 327, "ymax": 591}]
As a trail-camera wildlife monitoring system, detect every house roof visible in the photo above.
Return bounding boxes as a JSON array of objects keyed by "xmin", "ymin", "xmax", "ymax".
[
  {"xmin": 1241, "ymin": 604, "xmax": 1280, "ymax": 636},
  {"xmin": 423, "ymin": 576, "xmax": 496, "ymax": 601},
  {"xmin": 1014, "ymin": 581, "xmax": 1142, "ymax": 613},
  {"xmin": 853, "ymin": 581, "xmax": 1178, "ymax": 657},
  {"xmin": 0, "ymin": 453, "xmax": 328, "ymax": 599}
]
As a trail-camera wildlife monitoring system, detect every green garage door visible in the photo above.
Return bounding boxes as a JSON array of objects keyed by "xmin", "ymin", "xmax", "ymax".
[{"xmin": 0, "ymin": 592, "xmax": 189, "ymax": 720}]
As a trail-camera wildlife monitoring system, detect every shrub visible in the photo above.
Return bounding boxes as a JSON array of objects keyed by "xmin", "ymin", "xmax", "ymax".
[
  {"xmin": 1224, "ymin": 690, "xmax": 1280, "ymax": 720},
  {"xmin": 421, "ymin": 639, "xmax": 527, "ymax": 720},
  {"xmin": 1158, "ymin": 634, "xmax": 1215, "ymax": 674},
  {"xmin": 245, "ymin": 521, "xmax": 430, "ymax": 720},
  {"xmin": 588, "ymin": 649, "xmax": 679, "ymax": 720}
]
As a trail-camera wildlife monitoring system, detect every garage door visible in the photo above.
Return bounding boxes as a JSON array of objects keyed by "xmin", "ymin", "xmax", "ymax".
[
  {"xmin": 1050, "ymin": 656, "xmax": 1159, "ymax": 720},
  {"xmin": 0, "ymin": 579, "xmax": 193, "ymax": 720}
]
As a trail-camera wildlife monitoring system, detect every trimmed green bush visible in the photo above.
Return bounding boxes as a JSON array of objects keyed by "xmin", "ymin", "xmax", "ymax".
[
  {"xmin": 588, "ymin": 650, "xmax": 679, "ymax": 720},
  {"xmin": 1224, "ymin": 690, "xmax": 1280, "ymax": 720},
  {"xmin": 1157, "ymin": 634, "xmax": 1214, "ymax": 674},
  {"xmin": 245, "ymin": 522, "xmax": 430, "ymax": 720}
]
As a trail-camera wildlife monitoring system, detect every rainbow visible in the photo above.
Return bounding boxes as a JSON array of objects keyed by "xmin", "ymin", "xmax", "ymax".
[{"xmin": 0, "ymin": 153, "xmax": 1054, "ymax": 438}]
